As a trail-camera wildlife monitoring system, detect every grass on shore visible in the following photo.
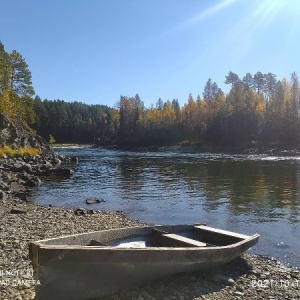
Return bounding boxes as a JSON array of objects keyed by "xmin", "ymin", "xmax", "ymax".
[{"xmin": 0, "ymin": 146, "xmax": 41, "ymax": 157}]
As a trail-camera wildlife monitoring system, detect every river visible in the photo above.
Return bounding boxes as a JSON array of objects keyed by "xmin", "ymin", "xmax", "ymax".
[{"xmin": 30, "ymin": 146, "xmax": 300, "ymax": 268}]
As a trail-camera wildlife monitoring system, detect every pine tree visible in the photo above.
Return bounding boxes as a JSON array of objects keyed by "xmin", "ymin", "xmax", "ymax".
[{"xmin": 8, "ymin": 50, "xmax": 34, "ymax": 98}]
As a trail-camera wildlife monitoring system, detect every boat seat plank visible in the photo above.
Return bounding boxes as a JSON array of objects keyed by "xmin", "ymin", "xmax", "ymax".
[
  {"xmin": 194, "ymin": 225, "xmax": 249, "ymax": 240},
  {"xmin": 161, "ymin": 233, "xmax": 206, "ymax": 247}
]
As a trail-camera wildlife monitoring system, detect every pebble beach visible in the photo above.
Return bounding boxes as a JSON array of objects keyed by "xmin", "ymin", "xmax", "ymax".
[{"xmin": 0, "ymin": 194, "xmax": 299, "ymax": 300}]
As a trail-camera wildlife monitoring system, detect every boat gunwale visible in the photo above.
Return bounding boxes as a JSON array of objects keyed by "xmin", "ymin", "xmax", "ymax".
[
  {"xmin": 33, "ymin": 237, "xmax": 259, "ymax": 251},
  {"xmin": 30, "ymin": 224, "xmax": 260, "ymax": 251}
]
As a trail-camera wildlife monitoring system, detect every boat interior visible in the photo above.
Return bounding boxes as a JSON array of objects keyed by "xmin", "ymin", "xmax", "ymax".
[{"xmin": 37, "ymin": 225, "xmax": 250, "ymax": 248}]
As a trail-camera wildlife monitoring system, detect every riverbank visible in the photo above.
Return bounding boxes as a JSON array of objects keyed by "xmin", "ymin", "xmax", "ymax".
[
  {"xmin": 0, "ymin": 195, "xmax": 299, "ymax": 300},
  {"xmin": 95, "ymin": 143, "xmax": 300, "ymax": 156}
]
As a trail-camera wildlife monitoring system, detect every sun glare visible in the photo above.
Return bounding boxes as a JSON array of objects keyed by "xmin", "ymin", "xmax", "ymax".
[
  {"xmin": 209, "ymin": 0, "xmax": 300, "ymax": 65},
  {"xmin": 251, "ymin": 0, "xmax": 283, "ymax": 27},
  {"xmin": 180, "ymin": 0, "xmax": 237, "ymax": 29}
]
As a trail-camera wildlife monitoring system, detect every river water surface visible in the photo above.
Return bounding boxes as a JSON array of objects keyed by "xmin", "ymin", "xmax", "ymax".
[{"xmin": 31, "ymin": 147, "xmax": 300, "ymax": 268}]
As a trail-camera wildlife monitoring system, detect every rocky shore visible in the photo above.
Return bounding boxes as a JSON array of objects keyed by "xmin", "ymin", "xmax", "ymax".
[
  {"xmin": 0, "ymin": 195, "xmax": 141, "ymax": 300},
  {"xmin": 0, "ymin": 150, "xmax": 77, "ymax": 202}
]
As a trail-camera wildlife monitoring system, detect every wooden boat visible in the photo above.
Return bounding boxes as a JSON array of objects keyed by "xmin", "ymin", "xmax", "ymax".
[{"xmin": 29, "ymin": 224, "xmax": 259, "ymax": 300}]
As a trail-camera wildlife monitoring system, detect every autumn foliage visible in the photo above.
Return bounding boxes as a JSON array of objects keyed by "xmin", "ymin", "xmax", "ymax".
[
  {"xmin": 0, "ymin": 42, "xmax": 35, "ymax": 124},
  {"xmin": 116, "ymin": 71, "xmax": 300, "ymax": 148}
]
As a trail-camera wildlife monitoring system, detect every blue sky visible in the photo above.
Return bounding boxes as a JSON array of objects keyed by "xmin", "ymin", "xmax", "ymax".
[{"xmin": 1, "ymin": 0, "xmax": 300, "ymax": 108}]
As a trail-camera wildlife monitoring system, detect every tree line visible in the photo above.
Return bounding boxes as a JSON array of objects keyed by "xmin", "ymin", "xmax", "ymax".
[
  {"xmin": 1, "ymin": 41, "xmax": 300, "ymax": 148},
  {"xmin": 32, "ymin": 97, "xmax": 118, "ymax": 144},
  {"xmin": 117, "ymin": 71, "xmax": 300, "ymax": 148}
]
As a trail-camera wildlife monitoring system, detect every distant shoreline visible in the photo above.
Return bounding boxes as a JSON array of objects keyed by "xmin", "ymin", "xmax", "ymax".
[{"xmin": 52, "ymin": 143, "xmax": 300, "ymax": 156}]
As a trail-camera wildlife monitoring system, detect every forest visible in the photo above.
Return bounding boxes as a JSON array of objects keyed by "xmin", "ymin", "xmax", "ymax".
[{"xmin": 1, "ymin": 41, "xmax": 300, "ymax": 149}]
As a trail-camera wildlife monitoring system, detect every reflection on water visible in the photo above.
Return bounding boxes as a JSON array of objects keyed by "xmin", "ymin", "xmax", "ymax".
[{"xmin": 31, "ymin": 147, "xmax": 300, "ymax": 268}]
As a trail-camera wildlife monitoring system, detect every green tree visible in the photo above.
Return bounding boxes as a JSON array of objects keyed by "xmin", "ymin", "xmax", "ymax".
[
  {"xmin": 225, "ymin": 71, "xmax": 239, "ymax": 88},
  {"xmin": 8, "ymin": 50, "xmax": 34, "ymax": 98},
  {"xmin": 171, "ymin": 98, "xmax": 181, "ymax": 121},
  {"xmin": 156, "ymin": 98, "xmax": 164, "ymax": 110},
  {"xmin": 264, "ymin": 72, "xmax": 277, "ymax": 101},
  {"xmin": 0, "ymin": 42, "xmax": 35, "ymax": 122},
  {"xmin": 290, "ymin": 71, "xmax": 300, "ymax": 115},
  {"xmin": 203, "ymin": 78, "xmax": 222, "ymax": 102},
  {"xmin": 253, "ymin": 71, "xmax": 265, "ymax": 95},
  {"xmin": 242, "ymin": 73, "xmax": 253, "ymax": 91},
  {"xmin": 0, "ymin": 41, "xmax": 10, "ymax": 94}
]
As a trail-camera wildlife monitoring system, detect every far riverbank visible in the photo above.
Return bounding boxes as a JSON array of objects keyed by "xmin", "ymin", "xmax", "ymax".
[{"xmin": 93, "ymin": 142, "xmax": 300, "ymax": 156}]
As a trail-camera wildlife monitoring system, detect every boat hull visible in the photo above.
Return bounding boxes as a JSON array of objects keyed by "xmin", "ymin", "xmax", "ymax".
[{"xmin": 30, "ymin": 225, "xmax": 259, "ymax": 300}]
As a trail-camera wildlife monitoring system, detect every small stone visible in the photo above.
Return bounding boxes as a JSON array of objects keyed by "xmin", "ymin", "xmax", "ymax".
[
  {"xmin": 86, "ymin": 198, "xmax": 105, "ymax": 205},
  {"xmin": 236, "ymin": 286, "xmax": 244, "ymax": 292},
  {"xmin": 227, "ymin": 278, "xmax": 236, "ymax": 285},
  {"xmin": 291, "ymin": 271, "xmax": 299, "ymax": 278},
  {"xmin": 233, "ymin": 291, "xmax": 244, "ymax": 296},
  {"xmin": 0, "ymin": 191, "xmax": 6, "ymax": 200},
  {"xmin": 10, "ymin": 208, "xmax": 27, "ymax": 214},
  {"xmin": 212, "ymin": 274, "xmax": 235, "ymax": 285},
  {"xmin": 74, "ymin": 208, "xmax": 86, "ymax": 216}
]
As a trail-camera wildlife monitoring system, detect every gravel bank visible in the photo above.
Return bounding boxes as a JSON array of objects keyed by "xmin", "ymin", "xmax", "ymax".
[
  {"xmin": 0, "ymin": 195, "xmax": 140, "ymax": 300},
  {"xmin": 102, "ymin": 254, "xmax": 300, "ymax": 300},
  {"xmin": 0, "ymin": 196, "xmax": 299, "ymax": 300}
]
